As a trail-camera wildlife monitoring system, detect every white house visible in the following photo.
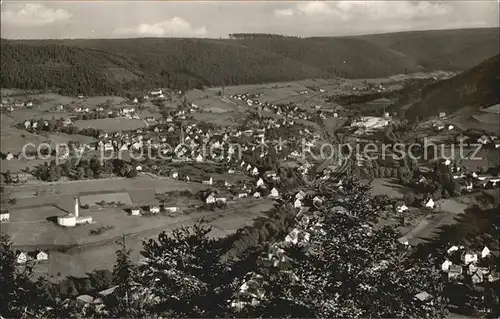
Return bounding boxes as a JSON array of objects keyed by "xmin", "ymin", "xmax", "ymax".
[
  {"xmin": 5, "ymin": 153, "xmax": 14, "ymax": 161},
  {"xmin": 0, "ymin": 211, "xmax": 10, "ymax": 222},
  {"xmin": 172, "ymin": 171, "xmax": 179, "ymax": 179},
  {"xmin": 130, "ymin": 208, "xmax": 141, "ymax": 216},
  {"xmin": 397, "ymin": 204, "xmax": 409, "ymax": 213},
  {"xmin": 195, "ymin": 154, "xmax": 204, "ymax": 162},
  {"xmin": 441, "ymin": 260, "xmax": 452, "ymax": 272},
  {"xmin": 206, "ymin": 194, "xmax": 216, "ymax": 204},
  {"xmin": 35, "ymin": 251, "xmax": 49, "ymax": 261},
  {"xmin": 296, "ymin": 191, "xmax": 306, "ymax": 200},
  {"xmin": 133, "ymin": 98, "xmax": 138, "ymax": 104},
  {"xmin": 228, "ymin": 169, "xmax": 235, "ymax": 174},
  {"xmin": 149, "ymin": 206, "xmax": 160, "ymax": 214},
  {"xmin": 16, "ymin": 252, "xmax": 27, "ymax": 264},
  {"xmin": 164, "ymin": 207, "xmax": 178, "ymax": 213},
  {"xmin": 294, "ymin": 199, "xmax": 302, "ymax": 208},
  {"xmin": 253, "ymin": 192, "xmax": 261, "ymax": 198},
  {"xmin": 269, "ymin": 188, "xmax": 279, "ymax": 198},
  {"xmin": 238, "ymin": 193, "xmax": 248, "ymax": 199},
  {"xmin": 481, "ymin": 246, "xmax": 491, "ymax": 258},
  {"xmin": 462, "ymin": 252, "xmax": 478, "ymax": 264},
  {"xmin": 425, "ymin": 198, "xmax": 435, "ymax": 209},
  {"xmin": 256, "ymin": 178, "xmax": 265, "ymax": 188}
]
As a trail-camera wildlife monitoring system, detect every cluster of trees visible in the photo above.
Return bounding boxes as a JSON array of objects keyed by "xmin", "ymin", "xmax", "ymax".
[
  {"xmin": 383, "ymin": 121, "xmax": 418, "ymax": 143},
  {"xmin": 402, "ymin": 161, "xmax": 462, "ymax": 206},
  {"xmin": 31, "ymin": 157, "xmax": 138, "ymax": 182},
  {"xmin": 3, "ymin": 178, "xmax": 499, "ymax": 318},
  {"xmin": 351, "ymin": 157, "xmax": 417, "ymax": 183}
]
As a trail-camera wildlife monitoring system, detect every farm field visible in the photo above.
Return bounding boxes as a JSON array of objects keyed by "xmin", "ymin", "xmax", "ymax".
[
  {"xmin": 403, "ymin": 190, "xmax": 499, "ymax": 246},
  {"xmin": 368, "ymin": 178, "xmax": 413, "ymax": 199},
  {"xmin": 192, "ymin": 111, "xmax": 241, "ymax": 126},
  {"xmin": 4, "ymin": 175, "xmax": 214, "ymax": 204},
  {"xmin": 16, "ymin": 198, "xmax": 274, "ymax": 279}
]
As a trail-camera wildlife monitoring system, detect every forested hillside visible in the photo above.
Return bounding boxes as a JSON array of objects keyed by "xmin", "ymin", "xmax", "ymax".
[
  {"xmin": 402, "ymin": 54, "xmax": 500, "ymax": 120},
  {"xmin": 232, "ymin": 36, "xmax": 423, "ymax": 77},
  {"xmin": 357, "ymin": 28, "xmax": 500, "ymax": 71},
  {"xmin": 1, "ymin": 28, "xmax": 498, "ymax": 95}
]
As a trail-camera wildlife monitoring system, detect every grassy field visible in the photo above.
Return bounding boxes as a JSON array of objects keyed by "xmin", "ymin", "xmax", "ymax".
[
  {"xmin": 0, "ymin": 112, "xmax": 98, "ymax": 173},
  {"xmin": 192, "ymin": 111, "xmax": 241, "ymax": 127},
  {"xmin": 13, "ymin": 198, "xmax": 274, "ymax": 279},
  {"xmin": 368, "ymin": 178, "xmax": 413, "ymax": 199},
  {"xmin": 3, "ymin": 172, "xmax": 275, "ymax": 252},
  {"xmin": 73, "ymin": 118, "xmax": 147, "ymax": 132}
]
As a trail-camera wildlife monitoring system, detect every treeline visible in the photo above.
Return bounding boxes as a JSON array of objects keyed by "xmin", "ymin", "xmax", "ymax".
[
  {"xmin": 28, "ymin": 157, "xmax": 138, "ymax": 182},
  {"xmin": 40, "ymin": 270, "xmax": 113, "ymax": 300},
  {"xmin": 229, "ymin": 33, "xmax": 301, "ymax": 39}
]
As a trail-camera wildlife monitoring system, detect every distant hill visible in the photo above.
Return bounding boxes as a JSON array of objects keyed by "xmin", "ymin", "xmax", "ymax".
[
  {"xmin": 402, "ymin": 54, "xmax": 500, "ymax": 120},
  {"xmin": 357, "ymin": 28, "xmax": 500, "ymax": 71},
  {"xmin": 1, "ymin": 28, "xmax": 498, "ymax": 95},
  {"xmin": 231, "ymin": 36, "xmax": 423, "ymax": 78}
]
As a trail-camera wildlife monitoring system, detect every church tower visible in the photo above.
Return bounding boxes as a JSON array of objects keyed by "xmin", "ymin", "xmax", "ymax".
[{"xmin": 74, "ymin": 196, "xmax": 80, "ymax": 217}]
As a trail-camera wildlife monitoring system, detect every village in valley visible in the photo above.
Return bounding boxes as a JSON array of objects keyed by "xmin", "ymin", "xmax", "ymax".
[
  {"xmin": 1, "ymin": 67, "xmax": 499, "ymax": 314},
  {"xmin": 1, "ymin": 2, "xmax": 500, "ymax": 314}
]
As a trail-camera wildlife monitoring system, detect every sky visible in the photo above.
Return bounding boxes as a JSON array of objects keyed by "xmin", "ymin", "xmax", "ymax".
[{"xmin": 1, "ymin": 1, "xmax": 499, "ymax": 39}]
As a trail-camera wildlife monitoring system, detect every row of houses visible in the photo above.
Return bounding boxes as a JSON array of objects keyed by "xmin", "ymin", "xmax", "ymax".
[
  {"xmin": 442, "ymin": 245, "xmax": 499, "ymax": 285},
  {"xmin": 231, "ymin": 187, "xmax": 333, "ymax": 310},
  {"xmin": 15, "ymin": 250, "xmax": 49, "ymax": 264}
]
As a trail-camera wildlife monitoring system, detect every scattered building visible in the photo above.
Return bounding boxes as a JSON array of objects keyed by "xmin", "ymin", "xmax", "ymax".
[
  {"xmin": 149, "ymin": 206, "xmax": 160, "ymax": 214},
  {"xmin": 0, "ymin": 210, "xmax": 10, "ymax": 222},
  {"xmin": 16, "ymin": 252, "xmax": 28, "ymax": 264},
  {"xmin": 130, "ymin": 207, "xmax": 141, "ymax": 216},
  {"xmin": 269, "ymin": 187, "xmax": 279, "ymax": 198}
]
